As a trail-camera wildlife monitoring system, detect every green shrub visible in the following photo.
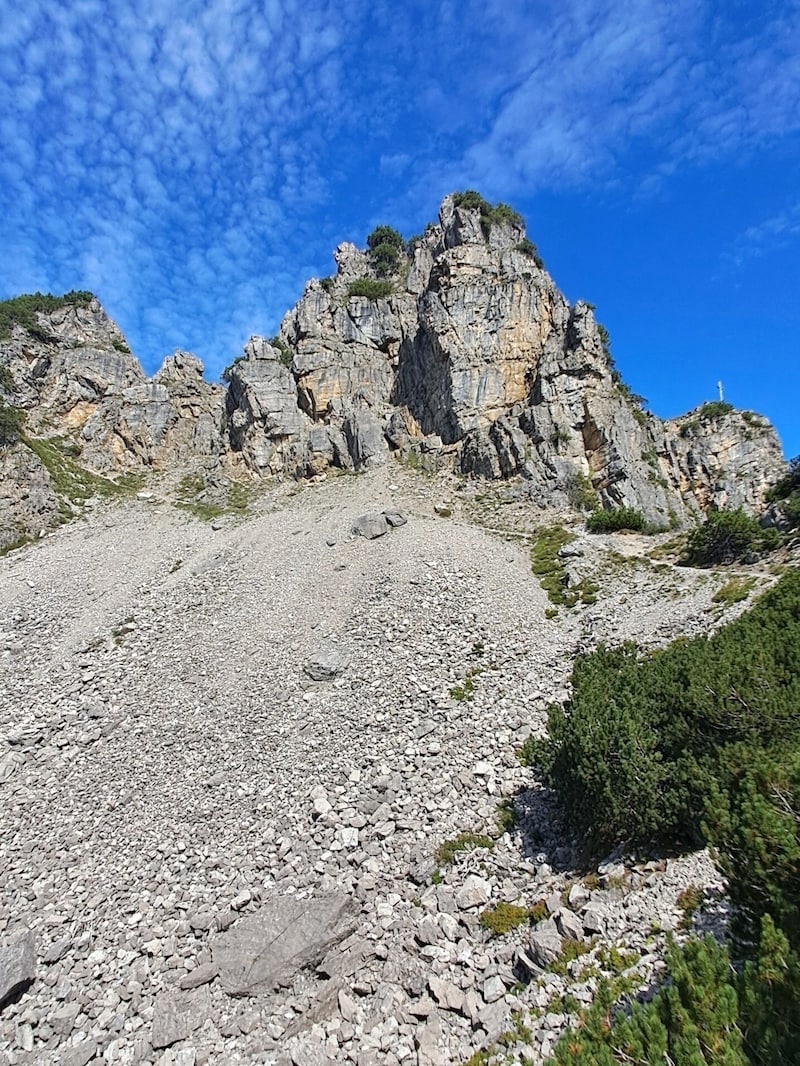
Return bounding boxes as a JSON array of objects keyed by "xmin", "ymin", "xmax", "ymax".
[
  {"xmin": 366, "ymin": 225, "xmax": 404, "ymax": 252},
  {"xmin": 713, "ymin": 577, "xmax": 757, "ymax": 606},
  {"xmin": 365, "ymin": 226, "xmax": 405, "ymax": 277},
  {"xmin": 319, "ymin": 276, "xmax": 335, "ymax": 293},
  {"xmin": 564, "ymin": 471, "xmax": 600, "ymax": 511},
  {"xmin": 479, "ymin": 902, "xmax": 532, "ymax": 936},
  {"xmin": 112, "ymin": 337, "xmax": 130, "ymax": 353},
  {"xmin": 347, "ymin": 278, "xmax": 393, "ymax": 300},
  {"xmin": 550, "ymin": 425, "xmax": 570, "ymax": 447},
  {"xmin": 539, "ymin": 570, "xmax": 800, "ymax": 1066},
  {"xmin": 269, "ymin": 335, "xmax": 293, "ymax": 367},
  {"xmin": 684, "ymin": 509, "xmax": 777, "ymax": 567},
  {"xmin": 0, "ymin": 291, "xmax": 93, "ymax": 340},
  {"xmin": 586, "ymin": 508, "xmax": 646, "ymax": 533},
  {"xmin": 0, "ymin": 366, "xmax": 14, "ymax": 392},
  {"xmin": 221, "ymin": 355, "xmax": 244, "ymax": 382},
  {"xmin": 0, "ymin": 402, "xmax": 24, "ymax": 446},
  {"xmin": 522, "ymin": 571, "xmax": 800, "ymax": 854},
  {"xmin": 451, "ymin": 191, "xmax": 524, "ymax": 238},
  {"xmin": 549, "ymin": 935, "xmax": 745, "ymax": 1065},
  {"xmin": 452, "ymin": 190, "xmax": 493, "ymax": 214},
  {"xmin": 531, "ymin": 525, "xmax": 598, "ymax": 608},
  {"xmin": 597, "ymin": 322, "xmax": 612, "ymax": 359},
  {"xmin": 369, "ymin": 242, "xmax": 400, "ymax": 277},
  {"xmin": 699, "ymin": 400, "xmax": 735, "ymax": 420}
]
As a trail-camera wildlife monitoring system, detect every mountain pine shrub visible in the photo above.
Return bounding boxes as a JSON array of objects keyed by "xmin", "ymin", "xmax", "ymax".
[
  {"xmin": 535, "ymin": 570, "xmax": 800, "ymax": 1065},
  {"xmin": 586, "ymin": 507, "xmax": 646, "ymax": 533},
  {"xmin": 347, "ymin": 278, "xmax": 393, "ymax": 300},
  {"xmin": 684, "ymin": 509, "xmax": 779, "ymax": 566}
]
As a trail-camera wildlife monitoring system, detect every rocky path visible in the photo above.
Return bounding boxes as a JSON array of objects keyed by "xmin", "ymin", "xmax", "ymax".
[{"xmin": 0, "ymin": 469, "xmax": 740, "ymax": 1065}]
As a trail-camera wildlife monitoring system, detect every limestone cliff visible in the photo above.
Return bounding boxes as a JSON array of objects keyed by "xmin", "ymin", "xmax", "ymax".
[
  {"xmin": 228, "ymin": 194, "xmax": 786, "ymax": 523},
  {"xmin": 0, "ymin": 195, "xmax": 788, "ymax": 549}
]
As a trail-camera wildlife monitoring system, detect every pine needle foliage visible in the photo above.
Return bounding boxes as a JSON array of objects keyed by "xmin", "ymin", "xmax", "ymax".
[{"xmin": 538, "ymin": 571, "xmax": 800, "ymax": 1066}]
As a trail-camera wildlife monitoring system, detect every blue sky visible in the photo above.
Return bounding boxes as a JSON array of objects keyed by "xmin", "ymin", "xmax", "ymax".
[{"xmin": 1, "ymin": 0, "xmax": 798, "ymax": 457}]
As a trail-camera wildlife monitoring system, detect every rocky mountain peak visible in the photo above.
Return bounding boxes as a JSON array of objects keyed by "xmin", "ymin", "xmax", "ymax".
[{"xmin": 0, "ymin": 193, "xmax": 789, "ymax": 550}]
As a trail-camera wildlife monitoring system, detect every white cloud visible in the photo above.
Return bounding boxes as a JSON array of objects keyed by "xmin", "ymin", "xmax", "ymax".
[{"xmin": 0, "ymin": 0, "xmax": 798, "ymax": 381}]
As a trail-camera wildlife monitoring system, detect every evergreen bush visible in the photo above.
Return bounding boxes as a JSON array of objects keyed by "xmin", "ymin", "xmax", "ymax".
[
  {"xmin": 684, "ymin": 509, "xmax": 777, "ymax": 566},
  {"xmin": 766, "ymin": 457, "xmax": 800, "ymax": 528},
  {"xmin": 451, "ymin": 191, "xmax": 524, "ymax": 238},
  {"xmin": 540, "ymin": 570, "xmax": 800, "ymax": 1065},
  {"xmin": 586, "ymin": 508, "xmax": 646, "ymax": 533},
  {"xmin": 347, "ymin": 278, "xmax": 393, "ymax": 300}
]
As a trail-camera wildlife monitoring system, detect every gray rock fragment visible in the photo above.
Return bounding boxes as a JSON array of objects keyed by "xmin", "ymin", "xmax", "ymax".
[
  {"xmin": 0, "ymin": 752, "xmax": 24, "ymax": 784},
  {"xmin": 303, "ymin": 647, "xmax": 352, "ymax": 681},
  {"xmin": 528, "ymin": 922, "xmax": 563, "ymax": 968},
  {"xmin": 62, "ymin": 1038, "xmax": 98, "ymax": 1066},
  {"xmin": 554, "ymin": 907, "xmax": 585, "ymax": 942},
  {"xmin": 582, "ymin": 903, "xmax": 608, "ymax": 936},
  {"xmin": 428, "ymin": 975, "xmax": 463, "ymax": 1012},
  {"xmin": 382, "ymin": 509, "xmax": 407, "ymax": 528},
  {"xmin": 151, "ymin": 987, "xmax": 212, "ymax": 1049},
  {"xmin": 179, "ymin": 962, "xmax": 218, "ymax": 989},
  {"xmin": 352, "ymin": 512, "xmax": 389, "ymax": 539},
  {"xmin": 0, "ymin": 928, "xmax": 35, "ymax": 1009},
  {"xmin": 212, "ymin": 891, "xmax": 359, "ymax": 996}
]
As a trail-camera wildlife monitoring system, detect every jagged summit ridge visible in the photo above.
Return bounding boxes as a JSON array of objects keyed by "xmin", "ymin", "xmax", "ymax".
[{"xmin": 0, "ymin": 194, "xmax": 787, "ymax": 548}]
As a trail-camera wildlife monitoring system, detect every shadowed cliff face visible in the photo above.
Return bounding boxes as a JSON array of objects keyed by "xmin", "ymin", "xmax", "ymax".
[{"xmin": 0, "ymin": 195, "xmax": 788, "ymax": 549}]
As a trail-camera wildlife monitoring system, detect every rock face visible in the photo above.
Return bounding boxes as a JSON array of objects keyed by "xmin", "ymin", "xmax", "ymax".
[
  {"xmin": 0, "ymin": 195, "xmax": 788, "ymax": 549},
  {"xmin": 225, "ymin": 194, "xmax": 787, "ymax": 523}
]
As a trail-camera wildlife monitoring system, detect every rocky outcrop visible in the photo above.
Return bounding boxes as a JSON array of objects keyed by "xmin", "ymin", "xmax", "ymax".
[
  {"xmin": 0, "ymin": 194, "xmax": 788, "ymax": 548},
  {"xmin": 229, "ymin": 195, "xmax": 786, "ymax": 524}
]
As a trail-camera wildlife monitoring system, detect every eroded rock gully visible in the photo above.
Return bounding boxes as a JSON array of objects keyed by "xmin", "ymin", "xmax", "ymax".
[{"xmin": 0, "ymin": 468, "xmax": 750, "ymax": 1065}]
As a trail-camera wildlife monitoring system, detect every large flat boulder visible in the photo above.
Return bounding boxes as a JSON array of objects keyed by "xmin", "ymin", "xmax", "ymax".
[{"xmin": 212, "ymin": 891, "xmax": 359, "ymax": 996}]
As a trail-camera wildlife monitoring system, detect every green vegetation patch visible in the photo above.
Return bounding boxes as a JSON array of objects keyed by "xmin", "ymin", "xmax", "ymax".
[
  {"xmin": 684, "ymin": 508, "xmax": 779, "ymax": 566},
  {"xmin": 550, "ymin": 938, "xmax": 593, "ymax": 976},
  {"xmin": 766, "ymin": 456, "xmax": 800, "ymax": 528},
  {"xmin": 175, "ymin": 475, "xmax": 250, "ymax": 522},
  {"xmin": 564, "ymin": 470, "xmax": 599, "ymax": 511},
  {"xmin": 676, "ymin": 884, "xmax": 705, "ymax": 928},
  {"xmin": 434, "ymin": 831, "xmax": 495, "ymax": 866},
  {"xmin": 531, "ymin": 525, "xmax": 598, "ymax": 608},
  {"xmin": 0, "ymin": 402, "xmax": 25, "ymax": 447},
  {"xmin": 450, "ymin": 665, "xmax": 482, "ymax": 702},
  {"xmin": 452, "ymin": 190, "xmax": 524, "ymax": 238},
  {"xmin": 586, "ymin": 507, "xmax": 646, "ymax": 533},
  {"xmin": 479, "ymin": 902, "xmax": 533, "ymax": 937},
  {"xmin": 549, "ymin": 934, "xmax": 745, "ymax": 1065},
  {"xmin": 0, "ymin": 291, "xmax": 93, "ymax": 341},
  {"xmin": 347, "ymin": 278, "xmax": 393, "ymax": 300},
  {"xmin": 366, "ymin": 225, "xmax": 405, "ymax": 277},
  {"xmin": 713, "ymin": 576, "xmax": 757, "ymax": 606},
  {"xmin": 515, "ymin": 237, "xmax": 544, "ymax": 268},
  {"xmin": 22, "ymin": 434, "xmax": 140, "ymax": 521},
  {"xmin": 522, "ymin": 570, "xmax": 800, "ymax": 854}
]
